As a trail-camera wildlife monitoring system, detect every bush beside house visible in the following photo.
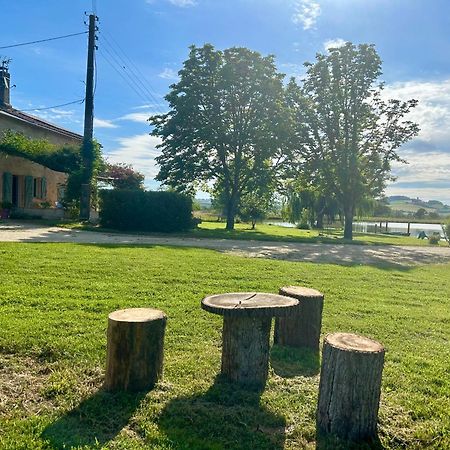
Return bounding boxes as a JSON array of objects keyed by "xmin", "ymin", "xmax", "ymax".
[{"xmin": 99, "ymin": 190, "xmax": 193, "ymax": 232}]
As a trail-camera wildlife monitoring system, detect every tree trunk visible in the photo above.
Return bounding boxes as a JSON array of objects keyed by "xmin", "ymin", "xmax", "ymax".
[
  {"xmin": 344, "ymin": 212, "xmax": 353, "ymax": 240},
  {"xmin": 221, "ymin": 315, "xmax": 272, "ymax": 387},
  {"xmin": 316, "ymin": 212, "xmax": 324, "ymax": 229},
  {"xmin": 317, "ymin": 333, "xmax": 385, "ymax": 442},
  {"xmin": 105, "ymin": 308, "xmax": 167, "ymax": 392},
  {"xmin": 274, "ymin": 286, "xmax": 324, "ymax": 351},
  {"xmin": 225, "ymin": 192, "xmax": 239, "ymax": 230}
]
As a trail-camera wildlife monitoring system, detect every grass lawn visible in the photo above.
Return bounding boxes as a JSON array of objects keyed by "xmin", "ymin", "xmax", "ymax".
[
  {"xmin": 0, "ymin": 243, "xmax": 449, "ymax": 449},
  {"xmin": 192, "ymin": 221, "xmax": 448, "ymax": 247},
  {"xmin": 55, "ymin": 218, "xmax": 449, "ymax": 247}
]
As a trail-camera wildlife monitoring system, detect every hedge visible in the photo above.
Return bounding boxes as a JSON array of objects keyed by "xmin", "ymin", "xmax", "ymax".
[{"xmin": 99, "ymin": 190, "xmax": 193, "ymax": 232}]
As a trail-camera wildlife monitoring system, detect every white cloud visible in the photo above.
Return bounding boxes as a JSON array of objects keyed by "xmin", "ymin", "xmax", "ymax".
[
  {"xmin": 159, "ymin": 68, "xmax": 179, "ymax": 81},
  {"xmin": 168, "ymin": 0, "xmax": 197, "ymax": 6},
  {"xmin": 105, "ymin": 134, "xmax": 162, "ymax": 182},
  {"xmin": 278, "ymin": 62, "xmax": 306, "ymax": 82},
  {"xmin": 119, "ymin": 112, "xmax": 153, "ymax": 124},
  {"xmin": 146, "ymin": 0, "xmax": 197, "ymax": 6},
  {"xmin": 383, "ymin": 79, "xmax": 450, "ymax": 149},
  {"xmin": 383, "ymin": 78, "xmax": 450, "ymax": 203},
  {"xmin": 292, "ymin": 0, "xmax": 321, "ymax": 30},
  {"xmin": 94, "ymin": 118, "xmax": 118, "ymax": 129},
  {"xmin": 324, "ymin": 38, "xmax": 346, "ymax": 52}
]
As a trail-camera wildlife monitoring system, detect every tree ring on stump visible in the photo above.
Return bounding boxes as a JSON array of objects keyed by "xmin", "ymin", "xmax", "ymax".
[
  {"xmin": 325, "ymin": 332, "xmax": 384, "ymax": 354},
  {"xmin": 279, "ymin": 286, "xmax": 324, "ymax": 300},
  {"xmin": 201, "ymin": 292, "xmax": 298, "ymax": 317},
  {"xmin": 109, "ymin": 308, "xmax": 167, "ymax": 323}
]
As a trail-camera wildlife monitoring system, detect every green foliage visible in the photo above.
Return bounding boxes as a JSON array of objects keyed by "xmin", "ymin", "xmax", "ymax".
[
  {"xmin": 151, "ymin": 44, "xmax": 290, "ymax": 230},
  {"xmin": 296, "ymin": 208, "xmax": 311, "ymax": 229},
  {"xmin": 0, "ymin": 130, "xmax": 81, "ymax": 173},
  {"xmin": 238, "ymin": 192, "xmax": 271, "ymax": 229},
  {"xmin": 99, "ymin": 189, "xmax": 193, "ymax": 232},
  {"xmin": 0, "ymin": 131, "xmax": 104, "ymax": 210},
  {"xmin": 414, "ymin": 208, "xmax": 428, "ymax": 219},
  {"xmin": 286, "ymin": 43, "xmax": 419, "ymax": 239},
  {"xmin": 100, "ymin": 162, "xmax": 144, "ymax": 190},
  {"xmin": 428, "ymin": 233, "xmax": 441, "ymax": 245}
]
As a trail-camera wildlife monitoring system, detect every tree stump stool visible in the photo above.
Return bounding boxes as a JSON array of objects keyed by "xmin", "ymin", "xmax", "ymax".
[
  {"xmin": 201, "ymin": 292, "xmax": 298, "ymax": 387},
  {"xmin": 274, "ymin": 286, "xmax": 324, "ymax": 351},
  {"xmin": 105, "ymin": 308, "xmax": 167, "ymax": 392},
  {"xmin": 317, "ymin": 333, "xmax": 385, "ymax": 441}
]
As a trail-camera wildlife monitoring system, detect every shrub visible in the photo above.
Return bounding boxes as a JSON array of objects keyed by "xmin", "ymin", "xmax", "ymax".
[
  {"xmin": 99, "ymin": 190, "xmax": 193, "ymax": 232},
  {"xmin": 428, "ymin": 233, "xmax": 441, "ymax": 245},
  {"xmin": 296, "ymin": 209, "xmax": 311, "ymax": 230}
]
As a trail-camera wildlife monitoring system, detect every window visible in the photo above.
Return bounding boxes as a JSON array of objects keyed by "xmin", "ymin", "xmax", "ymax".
[{"xmin": 33, "ymin": 177, "xmax": 42, "ymax": 198}]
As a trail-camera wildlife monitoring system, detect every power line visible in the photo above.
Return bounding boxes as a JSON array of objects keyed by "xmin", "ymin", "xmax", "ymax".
[
  {"xmin": 99, "ymin": 30, "xmax": 167, "ymax": 111},
  {"xmin": 98, "ymin": 50, "xmax": 152, "ymax": 106},
  {"xmin": 0, "ymin": 31, "xmax": 88, "ymax": 50},
  {"xmin": 99, "ymin": 43, "xmax": 165, "ymax": 115},
  {"xmin": 21, "ymin": 99, "xmax": 85, "ymax": 112}
]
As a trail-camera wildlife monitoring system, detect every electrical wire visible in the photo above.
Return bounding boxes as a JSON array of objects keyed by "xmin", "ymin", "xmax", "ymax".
[
  {"xmin": 99, "ymin": 44, "xmax": 165, "ymax": 115},
  {"xmin": 100, "ymin": 39, "xmax": 165, "ymax": 112},
  {"xmin": 0, "ymin": 31, "xmax": 88, "ymax": 50},
  {"xmin": 98, "ymin": 50, "xmax": 152, "ymax": 106},
  {"xmin": 21, "ymin": 99, "xmax": 85, "ymax": 112},
  {"xmin": 99, "ymin": 30, "xmax": 167, "ymax": 111}
]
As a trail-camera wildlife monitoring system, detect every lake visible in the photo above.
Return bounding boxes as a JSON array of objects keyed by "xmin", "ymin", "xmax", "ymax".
[{"xmin": 265, "ymin": 220, "xmax": 445, "ymax": 237}]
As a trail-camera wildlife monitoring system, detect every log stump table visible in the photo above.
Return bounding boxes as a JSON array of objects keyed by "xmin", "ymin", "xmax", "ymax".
[
  {"xmin": 201, "ymin": 292, "xmax": 299, "ymax": 387},
  {"xmin": 274, "ymin": 286, "xmax": 324, "ymax": 351},
  {"xmin": 105, "ymin": 308, "xmax": 167, "ymax": 392},
  {"xmin": 317, "ymin": 332, "xmax": 385, "ymax": 441}
]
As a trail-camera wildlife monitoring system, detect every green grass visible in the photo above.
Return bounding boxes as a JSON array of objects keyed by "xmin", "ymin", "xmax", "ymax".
[
  {"xmin": 192, "ymin": 221, "xmax": 448, "ymax": 246},
  {"xmin": 51, "ymin": 218, "xmax": 449, "ymax": 247},
  {"xmin": 0, "ymin": 243, "xmax": 449, "ymax": 449}
]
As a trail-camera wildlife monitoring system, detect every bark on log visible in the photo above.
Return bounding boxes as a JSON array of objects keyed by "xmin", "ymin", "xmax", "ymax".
[
  {"xmin": 221, "ymin": 315, "xmax": 272, "ymax": 387},
  {"xmin": 105, "ymin": 308, "xmax": 167, "ymax": 392},
  {"xmin": 317, "ymin": 333, "xmax": 385, "ymax": 441},
  {"xmin": 274, "ymin": 286, "xmax": 324, "ymax": 351}
]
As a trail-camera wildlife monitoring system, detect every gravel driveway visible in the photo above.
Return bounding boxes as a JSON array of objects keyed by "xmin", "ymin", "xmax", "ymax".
[{"xmin": 1, "ymin": 221, "xmax": 450, "ymax": 268}]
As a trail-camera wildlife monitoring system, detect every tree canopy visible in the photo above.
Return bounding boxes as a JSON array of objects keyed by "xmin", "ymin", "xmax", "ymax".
[
  {"xmin": 100, "ymin": 162, "xmax": 145, "ymax": 190},
  {"xmin": 286, "ymin": 43, "xmax": 419, "ymax": 239},
  {"xmin": 150, "ymin": 44, "xmax": 290, "ymax": 230}
]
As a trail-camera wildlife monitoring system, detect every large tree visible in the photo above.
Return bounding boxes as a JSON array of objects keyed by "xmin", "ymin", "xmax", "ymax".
[
  {"xmin": 150, "ymin": 44, "xmax": 290, "ymax": 230},
  {"xmin": 287, "ymin": 43, "xmax": 419, "ymax": 239}
]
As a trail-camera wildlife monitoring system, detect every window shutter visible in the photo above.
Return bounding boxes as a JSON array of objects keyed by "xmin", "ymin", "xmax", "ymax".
[
  {"xmin": 41, "ymin": 177, "xmax": 47, "ymax": 199},
  {"xmin": 2, "ymin": 172, "xmax": 12, "ymax": 203},
  {"xmin": 25, "ymin": 176, "xmax": 33, "ymax": 207}
]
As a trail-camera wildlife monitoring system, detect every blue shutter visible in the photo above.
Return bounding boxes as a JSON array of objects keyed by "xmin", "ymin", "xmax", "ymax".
[
  {"xmin": 2, "ymin": 172, "xmax": 12, "ymax": 204},
  {"xmin": 25, "ymin": 176, "xmax": 33, "ymax": 207},
  {"xmin": 41, "ymin": 177, "xmax": 47, "ymax": 199}
]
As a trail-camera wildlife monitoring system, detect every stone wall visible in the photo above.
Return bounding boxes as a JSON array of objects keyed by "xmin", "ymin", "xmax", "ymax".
[{"xmin": 0, "ymin": 152, "xmax": 68, "ymax": 208}]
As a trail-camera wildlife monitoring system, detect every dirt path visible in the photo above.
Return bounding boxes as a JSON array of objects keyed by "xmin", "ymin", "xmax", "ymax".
[{"xmin": 1, "ymin": 221, "xmax": 450, "ymax": 268}]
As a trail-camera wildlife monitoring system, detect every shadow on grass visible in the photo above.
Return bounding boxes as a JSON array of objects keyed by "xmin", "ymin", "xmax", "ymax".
[
  {"xmin": 42, "ymin": 389, "xmax": 145, "ymax": 448},
  {"xmin": 270, "ymin": 345, "xmax": 320, "ymax": 378},
  {"xmin": 158, "ymin": 376, "xmax": 286, "ymax": 450}
]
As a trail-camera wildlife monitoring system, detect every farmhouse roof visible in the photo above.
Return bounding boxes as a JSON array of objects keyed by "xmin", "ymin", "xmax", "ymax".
[{"xmin": 0, "ymin": 105, "xmax": 83, "ymax": 142}]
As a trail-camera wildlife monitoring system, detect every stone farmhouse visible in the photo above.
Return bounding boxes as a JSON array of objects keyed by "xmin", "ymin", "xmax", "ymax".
[{"xmin": 0, "ymin": 65, "xmax": 82, "ymax": 217}]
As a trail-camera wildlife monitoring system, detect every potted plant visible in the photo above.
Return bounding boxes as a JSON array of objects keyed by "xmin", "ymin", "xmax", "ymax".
[{"xmin": 1, "ymin": 201, "xmax": 13, "ymax": 219}]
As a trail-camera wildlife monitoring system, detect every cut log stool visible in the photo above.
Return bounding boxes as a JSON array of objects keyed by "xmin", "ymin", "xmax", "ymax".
[
  {"xmin": 201, "ymin": 292, "xmax": 299, "ymax": 387},
  {"xmin": 317, "ymin": 333, "xmax": 385, "ymax": 441},
  {"xmin": 105, "ymin": 308, "xmax": 167, "ymax": 392},
  {"xmin": 274, "ymin": 286, "xmax": 324, "ymax": 351}
]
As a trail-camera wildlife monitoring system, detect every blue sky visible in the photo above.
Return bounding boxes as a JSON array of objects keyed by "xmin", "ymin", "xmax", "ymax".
[{"xmin": 3, "ymin": 0, "xmax": 450, "ymax": 203}]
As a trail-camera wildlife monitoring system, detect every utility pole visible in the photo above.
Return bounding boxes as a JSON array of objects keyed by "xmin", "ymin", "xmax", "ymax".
[{"xmin": 80, "ymin": 13, "xmax": 98, "ymax": 221}]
